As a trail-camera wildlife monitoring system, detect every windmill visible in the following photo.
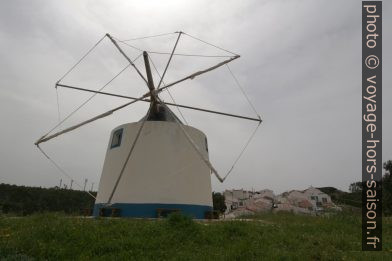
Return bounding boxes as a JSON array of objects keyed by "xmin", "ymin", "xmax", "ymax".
[{"xmin": 35, "ymin": 32, "xmax": 262, "ymax": 219}]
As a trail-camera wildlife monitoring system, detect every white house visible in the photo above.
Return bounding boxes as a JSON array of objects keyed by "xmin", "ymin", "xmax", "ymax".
[
  {"xmin": 303, "ymin": 187, "xmax": 333, "ymax": 211},
  {"xmin": 223, "ymin": 189, "xmax": 251, "ymax": 212},
  {"xmin": 275, "ymin": 187, "xmax": 334, "ymax": 213},
  {"xmin": 224, "ymin": 189, "xmax": 276, "ymax": 215}
]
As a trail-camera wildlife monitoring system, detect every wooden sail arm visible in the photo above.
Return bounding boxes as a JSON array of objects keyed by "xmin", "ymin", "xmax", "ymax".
[
  {"xmin": 106, "ymin": 33, "xmax": 148, "ymax": 85},
  {"xmin": 56, "ymin": 83, "xmax": 262, "ymax": 123},
  {"xmin": 142, "ymin": 51, "xmax": 159, "ymax": 113},
  {"xmin": 157, "ymin": 55, "xmax": 240, "ymax": 92},
  {"xmin": 157, "ymin": 97, "xmax": 225, "ymax": 183},
  {"xmin": 157, "ymin": 32, "xmax": 182, "ymax": 89},
  {"xmin": 34, "ymin": 91, "xmax": 153, "ymax": 146}
]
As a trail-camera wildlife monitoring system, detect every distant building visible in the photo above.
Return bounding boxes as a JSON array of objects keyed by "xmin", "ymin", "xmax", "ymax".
[
  {"xmin": 224, "ymin": 186, "xmax": 339, "ymax": 218},
  {"xmin": 303, "ymin": 187, "xmax": 332, "ymax": 211},
  {"xmin": 223, "ymin": 189, "xmax": 251, "ymax": 212},
  {"xmin": 223, "ymin": 189, "xmax": 275, "ymax": 217},
  {"xmin": 275, "ymin": 187, "xmax": 335, "ymax": 214}
]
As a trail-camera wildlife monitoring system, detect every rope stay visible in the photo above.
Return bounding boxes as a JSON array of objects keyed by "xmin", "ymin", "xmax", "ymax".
[
  {"xmin": 222, "ymin": 121, "xmax": 261, "ymax": 181},
  {"xmin": 157, "ymin": 31, "xmax": 182, "ymax": 89},
  {"xmin": 118, "ymin": 39, "xmax": 233, "ymax": 58},
  {"xmin": 182, "ymin": 32, "xmax": 239, "ymax": 56},
  {"xmin": 122, "ymin": 32, "xmax": 177, "ymax": 41},
  {"xmin": 147, "ymin": 52, "xmax": 234, "ymax": 58},
  {"xmin": 226, "ymin": 64, "xmax": 261, "ymax": 121},
  {"xmin": 55, "ymin": 86, "xmax": 61, "ymax": 123},
  {"xmin": 115, "ymin": 38, "xmax": 143, "ymax": 52},
  {"xmin": 116, "ymin": 31, "xmax": 237, "ymax": 59},
  {"xmin": 37, "ymin": 145, "xmax": 96, "ymax": 199},
  {"xmin": 57, "ymin": 34, "xmax": 107, "ymax": 83},
  {"xmin": 216, "ymin": 65, "xmax": 262, "ymax": 181},
  {"xmin": 36, "ymin": 31, "xmax": 261, "ymax": 189}
]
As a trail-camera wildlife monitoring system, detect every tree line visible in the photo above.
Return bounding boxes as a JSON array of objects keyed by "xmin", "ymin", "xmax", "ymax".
[
  {"xmin": 0, "ymin": 183, "xmax": 227, "ymax": 216},
  {"xmin": 0, "ymin": 184, "xmax": 96, "ymax": 215},
  {"xmin": 1, "ymin": 160, "xmax": 390, "ymax": 216}
]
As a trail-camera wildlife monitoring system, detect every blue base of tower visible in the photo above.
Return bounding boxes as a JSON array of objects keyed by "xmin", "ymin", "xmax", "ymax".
[{"xmin": 93, "ymin": 203, "xmax": 213, "ymax": 219}]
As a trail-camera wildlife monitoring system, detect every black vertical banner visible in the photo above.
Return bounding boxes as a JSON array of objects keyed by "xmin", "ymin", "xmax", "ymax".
[{"xmin": 362, "ymin": 1, "xmax": 382, "ymax": 251}]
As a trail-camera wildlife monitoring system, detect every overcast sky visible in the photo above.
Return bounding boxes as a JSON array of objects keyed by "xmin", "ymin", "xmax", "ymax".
[{"xmin": 0, "ymin": 0, "xmax": 391, "ymax": 194}]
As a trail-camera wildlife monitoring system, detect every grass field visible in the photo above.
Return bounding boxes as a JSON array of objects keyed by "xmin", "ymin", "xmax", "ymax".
[{"xmin": 0, "ymin": 212, "xmax": 391, "ymax": 260}]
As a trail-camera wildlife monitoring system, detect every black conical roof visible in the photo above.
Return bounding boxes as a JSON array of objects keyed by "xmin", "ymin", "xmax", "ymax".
[{"xmin": 139, "ymin": 103, "xmax": 182, "ymax": 123}]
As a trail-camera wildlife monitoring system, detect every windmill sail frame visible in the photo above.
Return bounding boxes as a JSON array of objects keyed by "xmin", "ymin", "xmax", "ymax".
[{"xmin": 35, "ymin": 32, "xmax": 262, "ymax": 208}]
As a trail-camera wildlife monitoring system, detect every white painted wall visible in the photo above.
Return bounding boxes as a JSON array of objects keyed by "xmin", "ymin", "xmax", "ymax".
[{"xmin": 95, "ymin": 121, "xmax": 213, "ymax": 207}]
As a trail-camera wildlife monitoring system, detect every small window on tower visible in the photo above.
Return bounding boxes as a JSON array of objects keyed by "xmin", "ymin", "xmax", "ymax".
[
  {"xmin": 205, "ymin": 137, "xmax": 208, "ymax": 152},
  {"xmin": 110, "ymin": 129, "xmax": 123, "ymax": 149}
]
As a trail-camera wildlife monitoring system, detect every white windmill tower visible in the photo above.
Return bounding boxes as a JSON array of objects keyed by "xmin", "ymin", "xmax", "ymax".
[{"xmin": 35, "ymin": 32, "xmax": 261, "ymax": 219}]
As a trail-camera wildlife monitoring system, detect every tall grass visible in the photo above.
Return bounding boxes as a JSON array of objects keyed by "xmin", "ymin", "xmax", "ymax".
[{"xmin": 0, "ymin": 212, "xmax": 391, "ymax": 260}]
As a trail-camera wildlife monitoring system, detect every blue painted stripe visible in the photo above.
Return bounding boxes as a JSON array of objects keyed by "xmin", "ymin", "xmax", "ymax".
[{"xmin": 93, "ymin": 203, "xmax": 213, "ymax": 219}]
